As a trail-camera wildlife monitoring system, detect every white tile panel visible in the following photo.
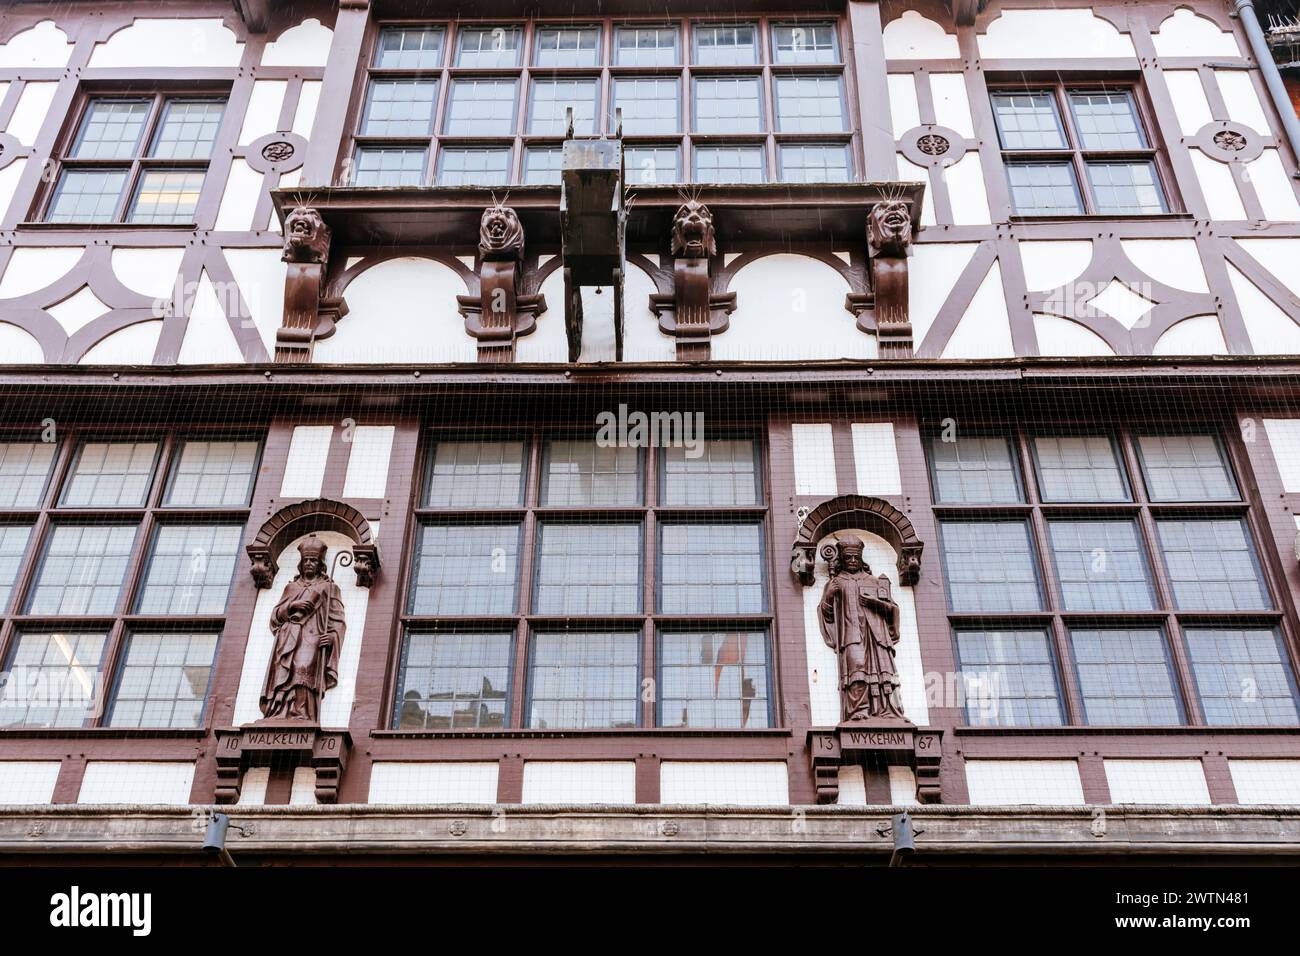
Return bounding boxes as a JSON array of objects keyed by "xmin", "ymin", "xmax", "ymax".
[
  {"xmin": 521, "ymin": 761, "xmax": 636, "ymax": 804},
  {"xmin": 342, "ymin": 425, "xmax": 396, "ymax": 499},
  {"xmin": 77, "ymin": 762, "xmax": 194, "ymax": 805},
  {"xmin": 791, "ymin": 423, "xmax": 837, "ymax": 496},
  {"xmin": 1103, "ymin": 759, "xmax": 1211, "ymax": 805},
  {"xmin": 1263, "ymin": 419, "xmax": 1300, "ymax": 491},
  {"xmin": 851, "ymin": 423, "xmax": 901, "ymax": 496},
  {"xmin": 1228, "ymin": 760, "xmax": 1300, "ymax": 804},
  {"xmin": 0, "ymin": 761, "xmax": 61, "ymax": 804},
  {"xmin": 659, "ymin": 761, "xmax": 790, "ymax": 806},
  {"xmin": 280, "ymin": 425, "xmax": 334, "ymax": 497},
  {"xmin": 965, "ymin": 760, "xmax": 1085, "ymax": 806},
  {"xmin": 369, "ymin": 762, "xmax": 500, "ymax": 804}
]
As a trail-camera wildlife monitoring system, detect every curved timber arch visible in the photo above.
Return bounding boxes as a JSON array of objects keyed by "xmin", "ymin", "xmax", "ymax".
[
  {"xmin": 791, "ymin": 494, "xmax": 923, "ymax": 587},
  {"xmin": 246, "ymin": 498, "xmax": 380, "ymax": 588}
]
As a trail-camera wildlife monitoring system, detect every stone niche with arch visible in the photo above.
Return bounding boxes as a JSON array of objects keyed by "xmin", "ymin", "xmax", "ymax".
[
  {"xmin": 245, "ymin": 498, "xmax": 380, "ymax": 590},
  {"xmin": 791, "ymin": 494, "xmax": 941, "ymax": 805}
]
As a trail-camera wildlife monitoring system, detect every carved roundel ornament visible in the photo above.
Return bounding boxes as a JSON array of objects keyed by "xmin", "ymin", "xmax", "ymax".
[
  {"xmin": 1191, "ymin": 121, "xmax": 1263, "ymax": 163},
  {"xmin": 0, "ymin": 132, "xmax": 24, "ymax": 172},
  {"xmin": 246, "ymin": 131, "xmax": 309, "ymax": 175},
  {"xmin": 899, "ymin": 125, "xmax": 967, "ymax": 169}
]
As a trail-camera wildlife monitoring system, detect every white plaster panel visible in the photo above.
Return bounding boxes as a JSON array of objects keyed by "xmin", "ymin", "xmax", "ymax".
[
  {"xmin": 1104, "ymin": 759, "xmax": 1211, "ymax": 805},
  {"xmin": 715, "ymin": 255, "xmax": 870, "ymax": 361},
  {"xmin": 0, "ymin": 158, "xmax": 28, "ymax": 224},
  {"xmin": 887, "ymin": 73, "xmax": 920, "ymax": 137},
  {"xmin": 237, "ymin": 767, "xmax": 270, "ymax": 805},
  {"xmin": 851, "ymin": 422, "xmax": 902, "ymax": 496},
  {"xmin": 942, "ymin": 153, "xmax": 990, "ymax": 225},
  {"xmin": 290, "ymin": 766, "xmax": 317, "ymax": 805},
  {"xmin": 0, "ymin": 322, "xmax": 43, "ymax": 363},
  {"xmin": 1152, "ymin": 9, "xmax": 1242, "ymax": 58},
  {"xmin": 1228, "ymin": 760, "xmax": 1300, "ymax": 804},
  {"xmin": 929, "ymin": 73, "xmax": 974, "ymax": 139},
  {"xmin": 223, "ymin": 248, "xmax": 287, "ymax": 356},
  {"xmin": 790, "ymin": 423, "xmax": 836, "ymax": 496},
  {"xmin": 1121, "ymin": 239, "xmax": 1208, "ymax": 293},
  {"xmin": 521, "ymin": 761, "xmax": 636, "ymax": 804},
  {"xmin": 214, "ymin": 159, "xmax": 265, "ymax": 232},
  {"xmin": 889, "ymin": 766, "xmax": 920, "ymax": 806},
  {"xmin": 1033, "ymin": 314, "xmax": 1115, "ymax": 357},
  {"xmin": 279, "ymin": 425, "xmax": 333, "ymax": 498},
  {"xmin": 909, "ymin": 242, "xmax": 977, "ymax": 347},
  {"xmin": 238, "ymin": 80, "xmax": 289, "ymax": 145},
  {"xmin": 47, "ymin": 286, "xmax": 109, "ymax": 336},
  {"xmin": 965, "ymin": 760, "xmax": 1085, "ymax": 806},
  {"xmin": 1163, "ymin": 70, "xmax": 1214, "ymax": 135},
  {"xmin": 0, "ymin": 246, "xmax": 82, "ymax": 299},
  {"xmin": 1153, "ymin": 315, "xmax": 1227, "ymax": 355},
  {"xmin": 79, "ymin": 320, "xmax": 162, "ymax": 365},
  {"xmin": 979, "ymin": 10, "xmax": 1135, "ymax": 59},
  {"xmin": 293, "ymin": 81, "xmax": 323, "ymax": 139},
  {"xmin": 77, "ymin": 762, "xmax": 194, "ymax": 805},
  {"xmin": 803, "ymin": 529, "xmax": 928, "ymax": 725},
  {"xmin": 342, "ymin": 424, "xmax": 395, "ymax": 498},
  {"xmin": 262, "ymin": 18, "xmax": 334, "ymax": 67},
  {"xmin": 837, "ymin": 766, "xmax": 867, "ymax": 806},
  {"xmin": 232, "ymin": 530, "xmax": 369, "ymax": 728},
  {"xmin": 5, "ymin": 81, "xmax": 57, "ymax": 146},
  {"xmin": 1263, "ymin": 419, "xmax": 1300, "ymax": 492},
  {"xmin": 941, "ymin": 260, "xmax": 1014, "ymax": 358},
  {"xmin": 88, "ymin": 19, "xmax": 244, "ymax": 68},
  {"xmin": 369, "ymin": 762, "xmax": 500, "ymax": 804},
  {"xmin": 0, "ymin": 21, "xmax": 72, "ymax": 68},
  {"xmin": 1019, "ymin": 240, "xmax": 1092, "ymax": 293},
  {"xmin": 315, "ymin": 257, "xmax": 474, "ymax": 363},
  {"xmin": 1215, "ymin": 69, "xmax": 1269, "ymax": 136},
  {"xmin": 110, "ymin": 247, "xmax": 186, "ymax": 301},
  {"xmin": 1230, "ymin": 264, "xmax": 1300, "ymax": 354},
  {"xmin": 1247, "ymin": 149, "xmax": 1300, "ymax": 222},
  {"xmin": 178, "ymin": 271, "xmax": 245, "ymax": 364},
  {"xmin": 883, "ymin": 11, "xmax": 959, "ymax": 59},
  {"xmin": 0, "ymin": 761, "xmax": 61, "ymax": 804},
  {"xmin": 897, "ymin": 155, "xmax": 936, "ymax": 225},
  {"xmin": 1191, "ymin": 151, "xmax": 1246, "ymax": 220},
  {"xmin": 1234, "ymin": 239, "xmax": 1300, "ymax": 300},
  {"xmin": 659, "ymin": 761, "xmax": 790, "ymax": 806}
]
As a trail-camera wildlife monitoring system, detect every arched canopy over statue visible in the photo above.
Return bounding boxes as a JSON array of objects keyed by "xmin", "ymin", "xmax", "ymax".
[
  {"xmin": 818, "ymin": 534, "xmax": 906, "ymax": 722},
  {"xmin": 259, "ymin": 535, "xmax": 346, "ymax": 723}
]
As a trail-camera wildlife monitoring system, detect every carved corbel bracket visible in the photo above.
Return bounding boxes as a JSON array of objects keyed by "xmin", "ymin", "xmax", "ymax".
[
  {"xmin": 276, "ymin": 205, "xmax": 346, "ymax": 363},
  {"xmin": 214, "ymin": 725, "xmax": 352, "ymax": 805},
  {"xmin": 865, "ymin": 200, "xmax": 914, "ymax": 358},
  {"xmin": 456, "ymin": 203, "xmax": 547, "ymax": 363},
  {"xmin": 807, "ymin": 727, "xmax": 944, "ymax": 805},
  {"xmin": 648, "ymin": 198, "xmax": 736, "ymax": 361},
  {"xmin": 791, "ymin": 494, "xmax": 923, "ymax": 587}
]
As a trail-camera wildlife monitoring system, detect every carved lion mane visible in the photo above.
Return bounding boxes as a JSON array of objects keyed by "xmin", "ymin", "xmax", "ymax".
[
  {"xmin": 283, "ymin": 205, "xmax": 330, "ymax": 264},
  {"xmin": 670, "ymin": 199, "xmax": 716, "ymax": 259},
  {"xmin": 867, "ymin": 200, "xmax": 913, "ymax": 258},
  {"xmin": 479, "ymin": 203, "xmax": 524, "ymax": 261}
]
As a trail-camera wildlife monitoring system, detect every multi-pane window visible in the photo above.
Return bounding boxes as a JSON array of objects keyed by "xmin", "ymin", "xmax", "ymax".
[
  {"xmin": 991, "ymin": 87, "xmax": 1167, "ymax": 216},
  {"xmin": 0, "ymin": 431, "xmax": 259, "ymax": 729},
  {"xmin": 930, "ymin": 427, "xmax": 1298, "ymax": 727},
  {"xmin": 955, "ymin": 629, "xmax": 1063, "ymax": 727},
  {"xmin": 45, "ymin": 94, "xmax": 226, "ymax": 223},
  {"xmin": 352, "ymin": 18, "xmax": 853, "ymax": 185},
  {"xmin": 396, "ymin": 432, "xmax": 771, "ymax": 730}
]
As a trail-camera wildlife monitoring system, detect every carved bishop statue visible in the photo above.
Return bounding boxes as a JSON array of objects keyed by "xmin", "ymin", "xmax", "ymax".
[
  {"xmin": 817, "ymin": 534, "xmax": 906, "ymax": 722},
  {"xmin": 259, "ymin": 535, "xmax": 346, "ymax": 723}
]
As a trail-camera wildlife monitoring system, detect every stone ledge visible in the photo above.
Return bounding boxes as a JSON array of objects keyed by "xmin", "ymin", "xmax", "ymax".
[{"xmin": 3, "ymin": 805, "xmax": 1300, "ymax": 857}]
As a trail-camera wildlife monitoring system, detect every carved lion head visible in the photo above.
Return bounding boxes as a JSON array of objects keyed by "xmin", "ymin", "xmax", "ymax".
[
  {"xmin": 868, "ymin": 200, "xmax": 913, "ymax": 258},
  {"xmin": 283, "ymin": 205, "xmax": 330, "ymax": 264},
  {"xmin": 479, "ymin": 204, "xmax": 524, "ymax": 261},
  {"xmin": 670, "ymin": 199, "xmax": 716, "ymax": 259}
]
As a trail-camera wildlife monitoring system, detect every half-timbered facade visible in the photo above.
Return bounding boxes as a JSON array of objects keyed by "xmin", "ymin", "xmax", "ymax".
[{"xmin": 2, "ymin": 0, "xmax": 1300, "ymax": 863}]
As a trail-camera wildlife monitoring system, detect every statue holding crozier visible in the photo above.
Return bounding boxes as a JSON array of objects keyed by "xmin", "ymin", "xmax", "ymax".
[
  {"xmin": 817, "ymin": 534, "xmax": 906, "ymax": 722},
  {"xmin": 259, "ymin": 535, "xmax": 346, "ymax": 723}
]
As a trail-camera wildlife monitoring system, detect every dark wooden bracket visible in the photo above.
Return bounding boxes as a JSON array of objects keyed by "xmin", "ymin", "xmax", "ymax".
[
  {"xmin": 808, "ymin": 725, "xmax": 943, "ymax": 804},
  {"xmin": 456, "ymin": 204, "xmax": 547, "ymax": 363},
  {"xmin": 864, "ymin": 199, "xmax": 914, "ymax": 359},
  {"xmin": 214, "ymin": 724, "xmax": 351, "ymax": 805},
  {"xmin": 648, "ymin": 198, "xmax": 736, "ymax": 361},
  {"xmin": 276, "ymin": 205, "xmax": 347, "ymax": 364}
]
